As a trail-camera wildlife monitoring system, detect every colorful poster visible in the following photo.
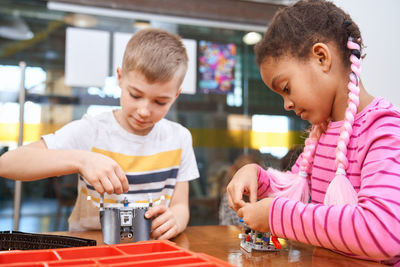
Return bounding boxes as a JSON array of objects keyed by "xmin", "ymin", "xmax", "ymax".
[{"xmin": 198, "ymin": 41, "xmax": 236, "ymax": 94}]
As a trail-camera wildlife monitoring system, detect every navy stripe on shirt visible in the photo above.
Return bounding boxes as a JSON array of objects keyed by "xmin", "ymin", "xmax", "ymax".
[
  {"xmin": 80, "ymin": 177, "xmax": 176, "ymax": 194},
  {"xmin": 127, "ymin": 168, "xmax": 178, "ymax": 184}
]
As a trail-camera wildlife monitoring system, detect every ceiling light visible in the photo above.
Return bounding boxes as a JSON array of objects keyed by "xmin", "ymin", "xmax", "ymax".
[
  {"xmin": 134, "ymin": 20, "xmax": 151, "ymax": 29},
  {"xmin": 64, "ymin": 13, "xmax": 98, "ymax": 28},
  {"xmin": 242, "ymin": 32, "xmax": 262, "ymax": 45}
]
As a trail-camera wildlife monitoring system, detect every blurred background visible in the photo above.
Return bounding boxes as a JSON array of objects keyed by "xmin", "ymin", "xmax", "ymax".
[{"xmin": 0, "ymin": 0, "xmax": 399, "ymax": 232}]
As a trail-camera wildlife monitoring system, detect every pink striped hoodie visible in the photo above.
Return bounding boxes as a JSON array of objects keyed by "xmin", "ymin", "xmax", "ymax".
[{"xmin": 257, "ymin": 97, "xmax": 400, "ymax": 265}]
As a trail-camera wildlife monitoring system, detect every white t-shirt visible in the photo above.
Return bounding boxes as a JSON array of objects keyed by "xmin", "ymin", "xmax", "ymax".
[{"xmin": 42, "ymin": 111, "xmax": 199, "ymax": 231}]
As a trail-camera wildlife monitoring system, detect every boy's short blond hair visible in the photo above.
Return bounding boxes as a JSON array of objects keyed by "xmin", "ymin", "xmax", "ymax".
[{"xmin": 121, "ymin": 28, "xmax": 188, "ymax": 86}]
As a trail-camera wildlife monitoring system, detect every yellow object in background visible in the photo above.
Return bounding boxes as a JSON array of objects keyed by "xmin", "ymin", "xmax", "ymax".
[
  {"xmin": 0, "ymin": 122, "xmax": 64, "ymax": 143},
  {"xmin": 0, "ymin": 123, "xmax": 302, "ymax": 150}
]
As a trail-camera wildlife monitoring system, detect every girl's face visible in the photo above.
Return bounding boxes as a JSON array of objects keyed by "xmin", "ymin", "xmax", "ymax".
[{"xmin": 259, "ymin": 55, "xmax": 337, "ymax": 125}]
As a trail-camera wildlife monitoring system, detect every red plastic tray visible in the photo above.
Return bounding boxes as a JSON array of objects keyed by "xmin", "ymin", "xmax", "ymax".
[{"xmin": 0, "ymin": 240, "xmax": 234, "ymax": 267}]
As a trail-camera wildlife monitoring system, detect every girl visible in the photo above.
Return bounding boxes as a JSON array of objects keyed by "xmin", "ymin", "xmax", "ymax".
[{"xmin": 227, "ymin": 0, "xmax": 400, "ymax": 265}]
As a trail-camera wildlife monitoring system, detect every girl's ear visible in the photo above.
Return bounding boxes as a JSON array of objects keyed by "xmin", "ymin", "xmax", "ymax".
[{"xmin": 311, "ymin": 43, "xmax": 332, "ymax": 73}]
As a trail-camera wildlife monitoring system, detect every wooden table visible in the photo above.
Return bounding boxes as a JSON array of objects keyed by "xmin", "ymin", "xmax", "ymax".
[{"xmin": 47, "ymin": 225, "xmax": 385, "ymax": 267}]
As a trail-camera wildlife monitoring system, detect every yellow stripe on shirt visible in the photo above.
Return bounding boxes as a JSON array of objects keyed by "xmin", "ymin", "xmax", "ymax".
[
  {"xmin": 81, "ymin": 187, "xmax": 117, "ymax": 204},
  {"xmin": 135, "ymin": 195, "xmax": 172, "ymax": 203},
  {"xmin": 91, "ymin": 147, "xmax": 182, "ymax": 173}
]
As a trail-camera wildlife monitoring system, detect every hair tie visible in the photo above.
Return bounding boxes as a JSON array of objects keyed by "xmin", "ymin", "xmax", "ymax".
[
  {"xmin": 343, "ymin": 20, "xmax": 352, "ymax": 28},
  {"xmin": 343, "ymin": 20, "xmax": 352, "ymax": 27},
  {"xmin": 343, "ymin": 20, "xmax": 353, "ymax": 38},
  {"xmin": 351, "ymin": 49, "xmax": 361, "ymax": 59}
]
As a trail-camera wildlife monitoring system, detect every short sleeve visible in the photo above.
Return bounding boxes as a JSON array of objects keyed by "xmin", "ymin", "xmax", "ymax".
[
  {"xmin": 176, "ymin": 127, "xmax": 199, "ymax": 182},
  {"xmin": 42, "ymin": 114, "xmax": 96, "ymax": 151}
]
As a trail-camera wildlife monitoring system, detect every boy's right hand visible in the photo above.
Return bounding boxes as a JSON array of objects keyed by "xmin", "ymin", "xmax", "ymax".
[
  {"xmin": 226, "ymin": 163, "xmax": 259, "ymax": 212},
  {"xmin": 78, "ymin": 151, "xmax": 129, "ymax": 195}
]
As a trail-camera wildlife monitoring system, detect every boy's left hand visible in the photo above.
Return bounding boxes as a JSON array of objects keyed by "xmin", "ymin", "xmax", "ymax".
[
  {"xmin": 237, "ymin": 198, "xmax": 274, "ymax": 233},
  {"xmin": 145, "ymin": 205, "xmax": 179, "ymax": 240}
]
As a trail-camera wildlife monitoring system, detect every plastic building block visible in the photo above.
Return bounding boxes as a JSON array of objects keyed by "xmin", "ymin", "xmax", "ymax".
[
  {"xmin": 0, "ymin": 239, "xmax": 234, "ymax": 266},
  {"xmin": 0, "ymin": 231, "xmax": 96, "ymax": 251},
  {"xmin": 238, "ymin": 221, "xmax": 281, "ymax": 253}
]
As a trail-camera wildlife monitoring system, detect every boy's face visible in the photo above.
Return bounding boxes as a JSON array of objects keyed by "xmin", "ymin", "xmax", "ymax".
[{"xmin": 116, "ymin": 68, "xmax": 181, "ymax": 135}]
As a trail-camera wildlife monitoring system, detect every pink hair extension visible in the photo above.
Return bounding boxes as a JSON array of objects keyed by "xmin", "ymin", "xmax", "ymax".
[
  {"xmin": 271, "ymin": 125, "xmax": 321, "ymax": 203},
  {"xmin": 298, "ymin": 125, "xmax": 320, "ymax": 176},
  {"xmin": 335, "ymin": 38, "xmax": 361, "ymax": 172},
  {"xmin": 324, "ymin": 37, "xmax": 361, "ymax": 206}
]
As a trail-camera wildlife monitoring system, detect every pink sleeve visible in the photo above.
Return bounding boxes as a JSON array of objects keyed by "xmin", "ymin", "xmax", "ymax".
[
  {"xmin": 269, "ymin": 110, "xmax": 400, "ymax": 264},
  {"xmin": 257, "ymin": 165, "xmax": 270, "ymax": 198},
  {"xmin": 257, "ymin": 160, "xmax": 305, "ymax": 199}
]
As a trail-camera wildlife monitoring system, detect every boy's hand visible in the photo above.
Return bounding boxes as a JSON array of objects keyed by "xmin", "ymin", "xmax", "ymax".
[
  {"xmin": 145, "ymin": 204, "xmax": 179, "ymax": 240},
  {"xmin": 78, "ymin": 151, "xmax": 129, "ymax": 195},
  {"xmin": 226, "ymin": 163, "xmax": 259, "ymax": 212},
  {"xmin": 237, "ymin": 198, "xmax": 274, "ymax": 233}
]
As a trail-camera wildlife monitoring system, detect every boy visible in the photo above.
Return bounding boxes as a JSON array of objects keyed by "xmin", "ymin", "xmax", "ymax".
[{"xmin": 0, "ymin": 28, "xmax": 199, "ymax": 240}]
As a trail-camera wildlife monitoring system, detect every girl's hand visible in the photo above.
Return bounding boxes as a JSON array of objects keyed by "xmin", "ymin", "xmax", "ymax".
[
  {"xmin": 226, "ymin": 163, "xmax": 259, "ymax": 212},
  {"xmin": 237, "ymin": 198, "xmax": 274, "ymax": 233},
  {"xmin": 78, "ymin": 151, "xmax": 129, "ymax": 195},
  {"xmin": 145, "ymin": 204, "xmax": 179, "ymax": 240}
]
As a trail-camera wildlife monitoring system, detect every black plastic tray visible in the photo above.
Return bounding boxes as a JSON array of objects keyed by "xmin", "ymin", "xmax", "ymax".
[{"xmin": 0, "ymin": 230, "xmax": 96, "ymax": 250}]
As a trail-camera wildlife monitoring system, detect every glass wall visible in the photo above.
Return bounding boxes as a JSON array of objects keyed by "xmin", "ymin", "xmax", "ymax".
[{"xmin": 0, "ymin": 0, "xmax": 307, "ymax": 231}]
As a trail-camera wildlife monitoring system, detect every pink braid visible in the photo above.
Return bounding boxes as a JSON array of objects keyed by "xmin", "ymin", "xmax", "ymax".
[
  {"xmin": 298, "ymin": 126, "xmax": 319, "ymax": 177},
  {"xmin": 324, "ymin": 37, "xmax": 361, "ymax": 206},
  {"xmin": 334, "ymin": 38, "xmax": 361, "ymax": 173}
]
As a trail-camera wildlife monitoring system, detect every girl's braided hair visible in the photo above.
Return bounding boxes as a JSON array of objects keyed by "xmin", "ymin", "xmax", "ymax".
[{"xmin": 255, "ymin": 0, "xmax": 363, "ymax": 205}]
